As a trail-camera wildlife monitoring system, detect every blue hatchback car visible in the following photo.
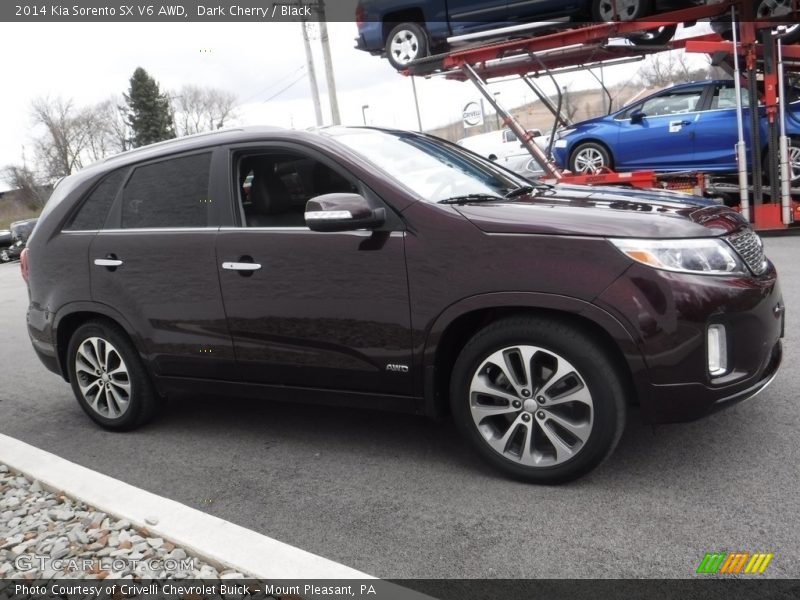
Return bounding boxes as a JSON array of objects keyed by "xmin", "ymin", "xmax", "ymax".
[{"xmin": 552, "ymin": 80, "xmax": 800, "ymax": 179}]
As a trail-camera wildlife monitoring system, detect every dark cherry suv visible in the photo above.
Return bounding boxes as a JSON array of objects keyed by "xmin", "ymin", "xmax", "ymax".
[{"xmin": 25, "ymin": 127, "xmax": 784, "ymax": 483}]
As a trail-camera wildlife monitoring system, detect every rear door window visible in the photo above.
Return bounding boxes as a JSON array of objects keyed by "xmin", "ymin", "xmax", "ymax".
[{"xmin": 121, "ymin": 152, "xmax": 212, "ymax": 229}]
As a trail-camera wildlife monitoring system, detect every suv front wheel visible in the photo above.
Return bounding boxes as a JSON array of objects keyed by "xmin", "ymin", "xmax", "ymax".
[
  {"xmin": 450, "ymin": 317, "xmax": 626, "ymax": 483},
  {"xmin": 67, "ymin": 320, "xmax": 160, "ymax": 431}
]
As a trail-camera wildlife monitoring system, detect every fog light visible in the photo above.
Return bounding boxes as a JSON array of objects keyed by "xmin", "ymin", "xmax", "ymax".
[{"xmin": 708, "ymin": 324, "xmax": 728, "ymax": 377}]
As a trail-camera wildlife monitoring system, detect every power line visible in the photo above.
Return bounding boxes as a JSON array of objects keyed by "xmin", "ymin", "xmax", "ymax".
[
  {"xmin": 237, "ymin": 64, "xmax": 306, "ymax": 106},
  {"xmin": 262, "ymin": 73, "xmax": 308, "ymax": 103}
]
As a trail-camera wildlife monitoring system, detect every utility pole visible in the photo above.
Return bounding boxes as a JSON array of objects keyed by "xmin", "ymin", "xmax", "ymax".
[
  {"xmin": 411, "ymin": 76, "xmax": 423, "ymax": 131},
  {"xmin": 317, "ymin": 1, "xmax": 341, "ymax": 125},
  {"xmin": 301, "ymin": 17, "xmax": 323, "ymax": 126}
]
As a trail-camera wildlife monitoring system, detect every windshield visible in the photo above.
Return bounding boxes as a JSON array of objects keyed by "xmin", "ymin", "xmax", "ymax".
[{"xmin": 331, "ymin": 129, "xmax": 530, "ymax": 203}]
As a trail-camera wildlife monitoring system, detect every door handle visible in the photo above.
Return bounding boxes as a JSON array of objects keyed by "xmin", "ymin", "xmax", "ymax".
[
  {"xmin": 94, "ymin": 255, "xmax": 123, "ymax": 272},
  {"xmin": 94, "ymin": 258, "xmax": 124, "ymax": 267},
  {"xmin": 222, "ymin": 262, "xmax": 262, "ymax": 272}
]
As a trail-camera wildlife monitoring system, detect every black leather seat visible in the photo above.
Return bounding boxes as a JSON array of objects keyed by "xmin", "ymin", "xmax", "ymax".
[{"xmin": 246, "ymin": 165, "xmax": 305, "ymax": 228}]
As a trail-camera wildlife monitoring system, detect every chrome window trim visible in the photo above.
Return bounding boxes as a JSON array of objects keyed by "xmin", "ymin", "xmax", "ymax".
[
  {"xmin": 613, "ymin": 109, "xmax": 703, "ymax": 123},
  {"xmin": 73, "ymin": 227, "xmax": 221, "ymax": 234},
  {"xmin": 219, "ymin": 227, "xmax": 404, "ymax": 237}
]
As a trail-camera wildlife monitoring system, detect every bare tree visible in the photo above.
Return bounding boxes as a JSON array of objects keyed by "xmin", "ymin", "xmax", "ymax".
[
  {"xmin": 562, "ymin": 86, "xmax": 579, "ymax": 122},
  {"xmin": 1, "ymin": 165, "xmax": 49, "ymax": 210},
  {"xmin": 86, "ymin": 97, "xmax": 132, "ymax": 160},
  {"xmin": 637, "ymin": 51, "xmax": 711, "ymax": 88},
  {"xmin": 30, "ymin": 97, "xmax": 96, "ymax": 179},
  {"xmin": 172, "ymin": 85, "xmax": 237, "ymax": 136}
]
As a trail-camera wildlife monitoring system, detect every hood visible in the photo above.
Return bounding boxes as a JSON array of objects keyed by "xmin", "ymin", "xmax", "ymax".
[{"xmin": 455, "ymin": 184, "xmax": 748, "ymax": 239}]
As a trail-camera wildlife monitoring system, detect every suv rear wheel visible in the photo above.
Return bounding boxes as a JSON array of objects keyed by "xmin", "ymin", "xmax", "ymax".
[
  {"xmin": 67, "ymin": 321, "xmax": 160, "ymax": 431},
  {"xmin": 450, "ymin": 317, "xmax": 626, "ymax": 483}
]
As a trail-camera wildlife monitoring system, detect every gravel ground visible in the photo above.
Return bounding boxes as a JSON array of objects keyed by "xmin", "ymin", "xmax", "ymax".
[{"xmin": 0, "ymin": 464, "xmax": 242, "ymax": 580}]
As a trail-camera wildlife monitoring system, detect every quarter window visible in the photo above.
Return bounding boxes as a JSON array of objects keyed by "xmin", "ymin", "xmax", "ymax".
[
  {"xmin": 65, "ymin": 169, "xmax": 127, "ymax": 230},
  {"xmin": 121, "ymin": 153, "xmax": 212, "ymax": 229}
]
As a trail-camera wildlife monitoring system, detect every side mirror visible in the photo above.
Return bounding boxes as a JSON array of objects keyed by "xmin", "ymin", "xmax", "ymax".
[
  {"xmin": 630, "ymin": 110, "xmax": 646, "ymax": 124},
  {"xmin": 305, "ymin": 193, "xmax": 386, "ymax": 232}
]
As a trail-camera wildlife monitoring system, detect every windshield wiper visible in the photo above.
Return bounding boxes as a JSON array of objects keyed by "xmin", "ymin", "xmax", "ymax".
[
  {"xmin": 504, "ymin": 183, "xmax": 554, "ymax": 198},
  {"xmin": 437, "ymin": 194, "xmax": 504, "ymax": 205}
]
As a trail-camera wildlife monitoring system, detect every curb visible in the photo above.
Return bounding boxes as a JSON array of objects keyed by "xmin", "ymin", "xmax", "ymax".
[{"xmin": 0, "ymin": 434, "xmax": 372, "ymax": 580}]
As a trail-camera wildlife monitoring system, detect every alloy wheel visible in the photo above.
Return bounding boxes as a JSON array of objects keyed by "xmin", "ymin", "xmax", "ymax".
[
  {"xmin": 596, "ymin": 0, "xmax": 644, "ymax": 21},
  {"xmin": 789, "ymin": 144, "xmax": 800, "ymax": 182},
  {"xmin": 573, "ymin": 147, "xmax": 607, "ymax": 173},
  {"xmin": 74, "ymin": 336, "xmax": 132, "ymax": 419},
  {"xmin": 468, "ymin": 345, "xmax": 594, "ymax": 467},
  {"xmin": 390, "ymin": 29, "xmax": 420, "ymax": 66}
]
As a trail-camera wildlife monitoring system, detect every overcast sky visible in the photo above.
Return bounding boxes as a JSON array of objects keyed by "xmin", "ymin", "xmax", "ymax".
[{"xmin": 0, "ymin": 21, "xmax": 709, "ymax": 191}]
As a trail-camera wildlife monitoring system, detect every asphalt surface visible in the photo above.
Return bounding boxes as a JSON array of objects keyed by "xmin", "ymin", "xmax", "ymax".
[{"xmin": 1, "ymin": 237, "xmax": 798, "ymax": 579}]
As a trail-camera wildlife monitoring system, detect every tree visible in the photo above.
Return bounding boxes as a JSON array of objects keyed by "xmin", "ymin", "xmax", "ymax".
[
  {"xmin": 172, "ymin": 85, "xmax": 237, "ymax": 136},
  {"xmin": 29, "ymin": 96, "xmax": 98, "ymax": 179},
  {"xmin": 124, "ymin": 67, "xmax": 175, "ymax": 147},
  {"xmin": 1, "ymin": 165, "xmax": 49, "ymax": 210},
  {"xmin": 88, "ymin": 97, "xmax": 132, "ymax": 159},
  {"xmin": 637, "ymin": 51, "xmax": 720, "ymax": 88}
]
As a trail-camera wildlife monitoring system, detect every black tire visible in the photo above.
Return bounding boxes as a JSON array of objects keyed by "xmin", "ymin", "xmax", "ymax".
[
  {"xmin": 67, "ymin": 320, "xmax": 160, "ymax": 431},
  {"xmin": 569, "ymin": 142, "xmax": 613, "ymax": 174},
  {"xmin": 628, "ymin": 25, "xmax": 678, "ymax": 46},
  {"xmin": 450, "ymin": 317, "xmax": 626, "ymax": 484},
  {"xmin": 757, "ymin": 0, "xmax": 800, "ymax": 44},
  {"xmin": 385, "ymin": 23, "xmax": 429, "ymax": 71},
  {"xmin": 716, "ymin": 1, "xmax": 800, "ymax": 43},
  {"xmin": 592, "ymin": 0, "xmax": 652, "ymax": 22}
]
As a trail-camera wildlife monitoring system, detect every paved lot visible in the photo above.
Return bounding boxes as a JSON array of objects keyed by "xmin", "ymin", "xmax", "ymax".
[{"xmin": 0, "ymin": 238, "xmax": 798, "ymax": 579}]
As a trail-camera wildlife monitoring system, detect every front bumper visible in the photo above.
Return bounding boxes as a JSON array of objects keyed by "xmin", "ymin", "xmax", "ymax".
[{"xmin": 596, "ymin": 261, "xmax": 784, "ymax": 424}]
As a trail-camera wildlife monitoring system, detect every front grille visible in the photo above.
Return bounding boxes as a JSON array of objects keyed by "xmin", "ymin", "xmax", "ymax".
[{"xmin": 727, "ymin": 229, "xmax": 768, "ymax": 275}]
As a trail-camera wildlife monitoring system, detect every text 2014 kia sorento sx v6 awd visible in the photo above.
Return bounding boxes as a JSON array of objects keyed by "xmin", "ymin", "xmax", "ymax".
[{"xmin": 25, "ymin": 127, "xmax": 784, "ymax": 483}]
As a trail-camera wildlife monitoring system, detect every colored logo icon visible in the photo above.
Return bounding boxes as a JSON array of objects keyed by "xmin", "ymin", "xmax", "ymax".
[{"xmin": 696, "ymin": 552, "xmax": 774, "ymax": 574}]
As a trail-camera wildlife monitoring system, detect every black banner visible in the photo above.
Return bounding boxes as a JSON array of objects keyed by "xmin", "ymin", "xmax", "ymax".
[{"xmin": 2, "ymin": 579, "xmax": 800, "ymax": 600}]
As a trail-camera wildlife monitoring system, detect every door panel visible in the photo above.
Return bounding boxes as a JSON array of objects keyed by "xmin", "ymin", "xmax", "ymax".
[
  {"xmin": 89, "ymin": 230, "xmax": 237, "ymax": 380},
  {"xmin": 615, "ymin": 86, "xmax": 707, "ymax": 170},
  {"xmin": 616, "ymin": 114, "xmax": 697, "ymax": 170},
  {"xmin": 693, "ymin": 83, "xmax": 755, "ymax": 170},
  {"xmin": 447, "ymin": 0, "xmax": 507, "ymax": 35},
  {"xmin": 506, "ymin": 0, "xmax": 582, "ymax": 20},
  {"xmin": 216, "ymin": 229, "xmax": 413, "ymax": 396}
]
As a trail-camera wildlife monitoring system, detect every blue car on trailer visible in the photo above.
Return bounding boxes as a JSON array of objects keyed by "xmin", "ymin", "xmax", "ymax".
[{"xmin": 552, "ymin": 80, "xmax": 800, "ymax": 180}]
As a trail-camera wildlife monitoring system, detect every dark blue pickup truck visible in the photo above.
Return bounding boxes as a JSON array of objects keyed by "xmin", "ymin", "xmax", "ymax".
[{"xmin": 356, "ymin": 0, "xmax": 701, "ymax": 70}]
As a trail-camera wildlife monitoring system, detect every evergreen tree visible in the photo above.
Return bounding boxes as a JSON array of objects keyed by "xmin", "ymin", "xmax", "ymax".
[{"xmin": 124, "ymin": 67, "xmax": 175, "ymax": 148}]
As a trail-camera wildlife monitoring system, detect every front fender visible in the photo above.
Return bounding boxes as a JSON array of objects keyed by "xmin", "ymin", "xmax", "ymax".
[{"xmin": 421, "ymin": 291, "xmax": 649, "ymax": 417}]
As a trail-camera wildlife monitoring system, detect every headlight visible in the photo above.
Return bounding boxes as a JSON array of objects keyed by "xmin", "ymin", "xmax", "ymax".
[{"xmin": 609, "ymin": 238, "xmax": 747, "ymax": 275}]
